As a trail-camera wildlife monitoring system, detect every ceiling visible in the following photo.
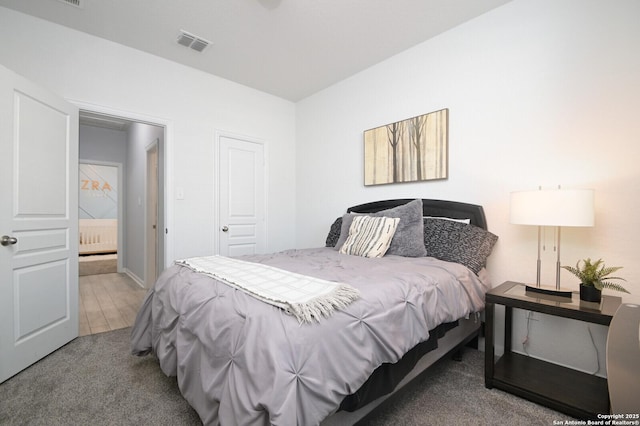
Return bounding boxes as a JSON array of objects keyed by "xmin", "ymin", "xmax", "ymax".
[{"xmin": 0, "ymin": 0, "xmax": 511, "ymax": 101}]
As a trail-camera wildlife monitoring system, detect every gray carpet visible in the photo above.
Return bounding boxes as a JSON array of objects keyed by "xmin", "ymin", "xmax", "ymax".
[{"xmin": 0, "ymin": 328, "xmax": 571, "ymax": 425}]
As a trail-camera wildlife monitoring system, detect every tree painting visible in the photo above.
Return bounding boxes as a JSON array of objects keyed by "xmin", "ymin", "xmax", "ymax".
[{"xmin": 364, "ymin": 109, "xmax": 448, "ymax": 186}]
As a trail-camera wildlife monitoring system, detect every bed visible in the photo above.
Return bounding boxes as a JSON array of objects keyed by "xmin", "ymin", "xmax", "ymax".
[{"xmin": 130, "ymin": 199, "xmax": 498, "ymax": 425}]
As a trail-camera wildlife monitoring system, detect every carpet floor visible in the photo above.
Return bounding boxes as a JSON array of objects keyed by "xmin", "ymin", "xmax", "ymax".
[{"xmin": 0, "ymin": 327, "xmax": 572, "ymax": 425}]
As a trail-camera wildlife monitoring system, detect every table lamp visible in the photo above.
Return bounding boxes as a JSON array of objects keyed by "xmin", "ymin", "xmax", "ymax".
[{"xmin": 510, "ymin": 187, "xmax": 595, "ymax": 298}]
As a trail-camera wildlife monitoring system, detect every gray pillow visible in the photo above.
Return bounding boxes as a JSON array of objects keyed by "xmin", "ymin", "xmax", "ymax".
[
  {"xmin": 423, "ymin": 218, "xmax": 498, "ymax": 274},
  {"xmin": 335, "ymin": 199, "xmax": 427, "ymax": 257}
]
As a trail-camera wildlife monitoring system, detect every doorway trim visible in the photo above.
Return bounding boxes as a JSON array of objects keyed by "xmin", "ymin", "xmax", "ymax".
[
  {"xmin": 70, "ymin": 99, "xmax": 173, "ymax": 270},
  {"xmin": 79, "ymin": 159, "xmax": 124, "ymax": 272},
  {"xmin": 145, "ymin": 139, "xmax": 159, "ymax": 288}
]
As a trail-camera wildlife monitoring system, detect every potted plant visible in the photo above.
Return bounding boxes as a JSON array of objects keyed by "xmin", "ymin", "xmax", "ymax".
[{"xmin": 562, "ymin": 258, "xmax": 628, "ymax": 302}]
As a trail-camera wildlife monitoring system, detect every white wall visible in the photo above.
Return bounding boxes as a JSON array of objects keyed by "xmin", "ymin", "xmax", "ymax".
[
  {"xmin": 79, "ymin": 125, "xmax": 127, "ymax": 165},
  {"xmin": 125, "ymin": 123, "xmax": 164, "ymax": 283},
  {"xmin": 0, "ymin": 7, "xmax": 297, "ymax": 264},
  {"xmin": 296, "ymin": 0, "xmax": 640, "ymax": 373}
]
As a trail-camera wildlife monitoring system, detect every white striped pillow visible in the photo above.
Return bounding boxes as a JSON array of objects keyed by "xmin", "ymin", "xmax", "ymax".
[{"xmin": 339, "ymin": 215, "xmax": 400, "ymax": 258}]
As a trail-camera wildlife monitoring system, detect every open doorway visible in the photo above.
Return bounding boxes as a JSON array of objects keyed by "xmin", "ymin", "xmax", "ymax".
[
  {"xmin": 79, "ymin": 161, "xmax": 121, "ymax": 275},
  {"xmin": 78, "ymin": 110, "xmax": 166, "ymax": 336}
]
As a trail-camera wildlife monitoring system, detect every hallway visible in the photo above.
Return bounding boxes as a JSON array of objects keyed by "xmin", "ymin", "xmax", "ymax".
[{"xmin": 79, "ymin": 273, "xmax": 147, "ymax": 336}]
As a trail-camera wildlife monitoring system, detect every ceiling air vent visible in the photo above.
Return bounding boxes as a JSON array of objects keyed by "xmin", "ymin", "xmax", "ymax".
[
  {"xmin": 57, "ymin": 0, "xmax": 84, "ymax": 8},
  {"xmin": 177, "ymin": 30, "xmax": 211, "ymax": 53}
]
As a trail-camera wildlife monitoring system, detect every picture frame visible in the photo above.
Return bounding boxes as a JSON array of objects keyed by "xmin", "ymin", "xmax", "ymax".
[{"xmin": 364, "ymin": 108, "xmax": 448, "ymax": 186}]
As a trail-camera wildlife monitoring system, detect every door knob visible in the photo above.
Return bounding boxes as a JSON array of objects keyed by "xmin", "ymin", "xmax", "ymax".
[
  {"xmin": 221, "ymin": 226, "xmax": 229, "ymax": 232},
  {"xmin": 1, "ymin": 235, "xmax": 18, "ymax": 246}
]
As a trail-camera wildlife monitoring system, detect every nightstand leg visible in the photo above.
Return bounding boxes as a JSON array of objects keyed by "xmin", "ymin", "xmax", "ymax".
[
  {"xmin": 504, "ymin": 306, "xmax": 513, "ymax": 354},
  {"xmin": 484, "ymin": 301, "xmax": 495, "ymax": 388}
]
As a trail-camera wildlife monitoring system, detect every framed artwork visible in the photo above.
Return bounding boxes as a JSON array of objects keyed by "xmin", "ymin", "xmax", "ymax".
[{"xmin": 364, "ymin": 108, "xmax": 448, "ymax": 186}]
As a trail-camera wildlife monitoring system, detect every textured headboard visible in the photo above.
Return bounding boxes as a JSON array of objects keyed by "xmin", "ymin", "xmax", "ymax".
[{"xmin": 347, "ymin": 199, "xmax": 488, "ymax": 230}]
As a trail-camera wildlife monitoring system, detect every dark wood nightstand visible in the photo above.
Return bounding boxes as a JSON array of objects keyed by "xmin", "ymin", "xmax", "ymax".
[{"xmin": 484, "ymin": 281, "xmax": 622, "ymax": 419}]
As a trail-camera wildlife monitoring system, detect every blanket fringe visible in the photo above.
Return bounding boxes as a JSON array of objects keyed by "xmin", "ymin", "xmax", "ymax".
[{"xmin": 287, "ymin": 284, "xmax": 361, "ymax": 324}]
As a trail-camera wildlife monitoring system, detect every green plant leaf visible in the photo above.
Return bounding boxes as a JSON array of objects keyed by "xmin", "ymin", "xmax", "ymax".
[
  {"xmin": 601, "ymin": 281, "xmax": 630, "ymax": 293},
  {"xmin": 562, "ymin": 258, "xmax": 627, "ymax": 292}
]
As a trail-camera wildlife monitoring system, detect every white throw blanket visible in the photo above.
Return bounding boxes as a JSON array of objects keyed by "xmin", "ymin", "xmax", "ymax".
[{"xmin": 175, "ymin": 255, "xmax": 360, "ymax": 324}]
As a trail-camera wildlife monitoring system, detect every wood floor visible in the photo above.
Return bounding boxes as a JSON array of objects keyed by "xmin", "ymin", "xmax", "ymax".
[{"xmin": 79, "ymin": 273, "xmax": 147, "ymax": 336}]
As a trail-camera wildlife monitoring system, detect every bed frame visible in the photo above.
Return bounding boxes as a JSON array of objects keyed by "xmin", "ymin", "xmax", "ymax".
[
  {"xmin": 79, "ymin": 219, "xmax": 117, "ymax": 255},
  {"xmin": 321, "ymin": 198, "xmax": 487, "ymax": 425}
]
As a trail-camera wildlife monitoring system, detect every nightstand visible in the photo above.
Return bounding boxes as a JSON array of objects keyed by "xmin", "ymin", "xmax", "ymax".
[{"xmin": 484, "ymin": 281, "xmax": 622, "ymax": 419}]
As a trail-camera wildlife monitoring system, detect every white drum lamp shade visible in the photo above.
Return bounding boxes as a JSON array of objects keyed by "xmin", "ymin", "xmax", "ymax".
[{"xmin": 510, "ymin": 189, "xmax": 595, "ymax": 227}]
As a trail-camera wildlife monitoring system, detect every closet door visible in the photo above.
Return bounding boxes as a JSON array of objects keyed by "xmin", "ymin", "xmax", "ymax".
[{"xmin": 217, "ymin": 134, "xmax": 266, "ymax": 257}]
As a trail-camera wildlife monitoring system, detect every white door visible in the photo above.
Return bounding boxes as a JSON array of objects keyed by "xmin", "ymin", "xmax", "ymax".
[
  {"xmin": 0, "ymin": 65, "xmax": 79, "ymax": 383},
  {"xmin": 218, "ymin": 135, "xmax": 266, "ymax": 256}
]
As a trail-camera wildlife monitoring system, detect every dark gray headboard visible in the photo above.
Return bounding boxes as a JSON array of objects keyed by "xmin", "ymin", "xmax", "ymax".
[{"xmin": 347, "ymin": 199, "xmax": 488, "ymax": 230}]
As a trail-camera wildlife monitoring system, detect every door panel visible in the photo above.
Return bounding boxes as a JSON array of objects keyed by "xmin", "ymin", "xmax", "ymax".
[
  {"xmin": 218, "ymin": 135, "xmax": 266, "ymax": 257},
  {"xmin": 0, "ymin": 65, "xmax": 79, "ymax": 383},
  {"xmin": 15, "ymin": 93, "xmax": 69, "ymax": 216},
  {"xmin": 12, "ymin": 229, "xmax": 67, "ymax": 255},
  {"xmin": 15, "ymin": 260, "xmax": 68, "ymax": 341}
]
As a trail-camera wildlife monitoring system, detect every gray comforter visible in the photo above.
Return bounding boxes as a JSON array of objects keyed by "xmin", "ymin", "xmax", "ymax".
[{"xmin": 130, "ymin": 248, "xmax": 490, "ymax": 425}]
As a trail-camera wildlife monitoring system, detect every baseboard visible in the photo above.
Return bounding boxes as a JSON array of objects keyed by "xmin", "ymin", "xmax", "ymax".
[{"xmin": 124, "ymin": 268, "xmax": 145, "ymax": 288}]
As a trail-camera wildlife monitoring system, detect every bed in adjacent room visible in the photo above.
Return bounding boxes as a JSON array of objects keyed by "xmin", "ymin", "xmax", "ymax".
[
  {"xmin": 78, "ymin": 218, "xmax": 118, "ymax": 275},
  {"xmin": 79, "ymin": 218, "xmax": 117, "ymax": 255},
  {"xmin": 130, "ymin": 198, "xmax": 498, "ymax": 425}
]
